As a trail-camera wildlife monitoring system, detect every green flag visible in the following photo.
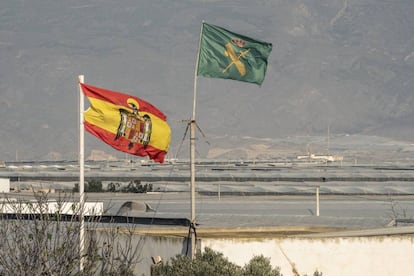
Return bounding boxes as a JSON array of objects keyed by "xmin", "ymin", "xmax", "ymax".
[{"xmin": 197, "ymin": 23, "xmax": 272, "ymax": 85}]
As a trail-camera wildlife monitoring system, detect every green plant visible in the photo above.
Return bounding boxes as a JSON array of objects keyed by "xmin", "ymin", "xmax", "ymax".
[
  {"xmin": 86, "ymin": 180, "xmax": 103, "ymax": 192},
  {"xmin": 242, "ymin": 255, "xmax": 281, "ymax": 276},
  {"xmin": 152, "ymin": 247, "xmax": 282, "ymax": 276},
  {"xmin": 0, "ymin": 192, "xmax": 142, "ymax": 275},
  {"xmin": 121, "ymin": 180, "xmax": 152, "ymax": 193},
  {"xmin": 152, "ymin": 247, "xmax": 322, "ymax": 276},
  {"xmin": 107, "ymin": 182, "xmax": 120, "ymax": 192}
]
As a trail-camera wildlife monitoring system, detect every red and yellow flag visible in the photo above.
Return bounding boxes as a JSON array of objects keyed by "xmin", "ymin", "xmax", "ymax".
[{"xmin": 80, "ymin": 83, "xmax": 171, "ymax": 163}]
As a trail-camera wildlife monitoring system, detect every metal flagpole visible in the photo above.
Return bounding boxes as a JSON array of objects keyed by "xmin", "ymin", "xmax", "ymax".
[
  {"xmin": 78, "ymin": 75, "xmax": 86, "ymax": 271},
  {"xmin": 189, "ymin": 22, "xmax": 204, "ymax": 260}
]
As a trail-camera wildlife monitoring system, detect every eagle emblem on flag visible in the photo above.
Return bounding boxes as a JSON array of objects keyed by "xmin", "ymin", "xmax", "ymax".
[{"xmin": 115, "ymin": 100, "xmax": 152, "ymax": 149}]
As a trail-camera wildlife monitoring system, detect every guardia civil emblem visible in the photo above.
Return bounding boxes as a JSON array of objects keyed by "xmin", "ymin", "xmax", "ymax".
[{"xmin": 222, "ymin": 38, "xmax": 251, "ymax": 76}]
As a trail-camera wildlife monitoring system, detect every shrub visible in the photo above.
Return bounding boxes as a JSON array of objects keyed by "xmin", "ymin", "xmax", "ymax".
[
  {"xmin": 121, "ymin": 180, "xmax": 152, "ymax": 193},
  {"xmin": 152, "ymin": 247, "xmax": 280, "ymax": 276},
  {"xmin": 152, "ymin": 247, "xmax": 321, "ymax": 276},
  {"xmin": 86, "ymin": 180, "xmax": 103, "ymax": 192},
  {"xmin": 242, "ymin": 255, "xmax": 282, "ymax": 276},
  {"xmin": 0, "ymin": 192, "xmax": 141, "ymax": 275}
]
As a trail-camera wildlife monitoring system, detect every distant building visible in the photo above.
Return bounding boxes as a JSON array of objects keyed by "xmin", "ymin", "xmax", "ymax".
[{"xmin": 297, "ymin": 154, "xmax": 343, "ymax": 162}]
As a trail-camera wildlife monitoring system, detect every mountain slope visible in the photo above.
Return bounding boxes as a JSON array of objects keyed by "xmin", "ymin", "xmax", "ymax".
[{"xmin": 0, "ymin": 0, "xmax": 413, "ymax": 161}]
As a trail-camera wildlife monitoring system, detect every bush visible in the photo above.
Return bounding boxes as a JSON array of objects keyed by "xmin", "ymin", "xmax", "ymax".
[
  {"xmin": 152, "ymin": 247, "xmax": 322, "ymax": 276},
  {"xmin": 242, "ymin": 255, "xmax": 281, "ymax": 276},
  {"xmin": 107, "ymin": 182, "xmax": 120, "ymax": 192},
  {"xmin": 121, "ymin": 180, "xmax": 152, "ymax": 193},
  {"xmin": 73, "ymin": 180, "xmax": 152, "ymax": 193},
  {"xmin": 152, "ymin": 247, "xmax": 281, "ymax": 276},
  {"xmin": 0, "ymin": 192, "xmax": 142, "ymax": 275},
  {"xmin": 86, "ymin": 180, "xmax": 103, "ymax": 192},
  {"xmin": 72, "ymin": 180, "xmax": 103, "ymax": 193}
]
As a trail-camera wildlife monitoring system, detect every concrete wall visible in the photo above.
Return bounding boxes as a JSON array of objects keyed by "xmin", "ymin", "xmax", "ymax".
[
  {"xmin": 122, "ymin": 232, "xmax": 414, "ymax": 275},
  {"xmin": 201, "ymin": 236, "xmax": 414, "ymax": 276},
  {"xmin": 119, "ymin": 234, "xmax": 187, "ymax": 276}
]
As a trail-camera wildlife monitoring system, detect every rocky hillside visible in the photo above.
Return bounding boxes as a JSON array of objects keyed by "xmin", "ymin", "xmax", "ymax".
[{"xmin": 0, "ymin": 0, "xmax": 413, "ymax": 161}]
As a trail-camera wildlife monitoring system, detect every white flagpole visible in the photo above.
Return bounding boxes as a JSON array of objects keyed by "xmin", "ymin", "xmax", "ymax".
[
  {"xmin": 78, "ymin": 75, "xmax": 86, "ymax": 271},
  {"xmin": 189, "ymin": 21, "xmax": 204, "ymax": 260}
]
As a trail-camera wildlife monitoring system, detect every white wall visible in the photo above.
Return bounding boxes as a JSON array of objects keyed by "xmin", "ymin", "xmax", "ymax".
[
  {"xmin": 0, "ymin": 200, "xmax": 103, "ymax": 216},
  {"xmin": 202, "ymin": 236, "xmax": 414, "ymax": 276},
  {"xmin": 0, "ymin": 178, "xmax": 10, "ymax": 193}
]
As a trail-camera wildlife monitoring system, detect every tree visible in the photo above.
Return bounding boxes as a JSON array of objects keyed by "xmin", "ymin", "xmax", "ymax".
[
  {"xmin": 107, "ymin": 182, "xmax": 120, "ymax": 192},
  {"xmin": 0, "ymin": 192, "xmax": 142, "ymax": 275},
  {"xmin": 152, "ymin": 247, "xmax": 321, "ymax": 276},
  {"xmin": 242, "ymin": 255, "xmax": 281, "ymax": 276},
  {"xmin": 121, "ymin": 180, "xmax": 153, "ymax": 193},
  {"xmin": 152, "ymin": 247, "xmax": 280, "ymax": 276},
  {"xmin": 74, "ymin": 180, "xmax": 152, "ymax": 193},
  {"xmin": 86, "ymin": 180, "xmax": 103, "ymax": 192}
]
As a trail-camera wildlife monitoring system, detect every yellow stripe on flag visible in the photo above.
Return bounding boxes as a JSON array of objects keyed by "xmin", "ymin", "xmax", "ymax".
[{"xmin": 85, "ymin": 97, "xmax": 171, "ymax": 151}]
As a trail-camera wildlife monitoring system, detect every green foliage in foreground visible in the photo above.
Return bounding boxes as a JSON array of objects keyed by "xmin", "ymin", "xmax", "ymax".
[
  {"xmin": 0, "ymin": 192, "xmax": 141, "ymax": 276},
  {"xmin": 73, "ymin": 180, "xmax": 153, "ymax": 193},
  {"xmin": 152, "ymin": 247, "xmax": 281, "ymax": 276},
  {"xmin": 152, "ymin": 247, "xmax": 323, "ymax": 276}
]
